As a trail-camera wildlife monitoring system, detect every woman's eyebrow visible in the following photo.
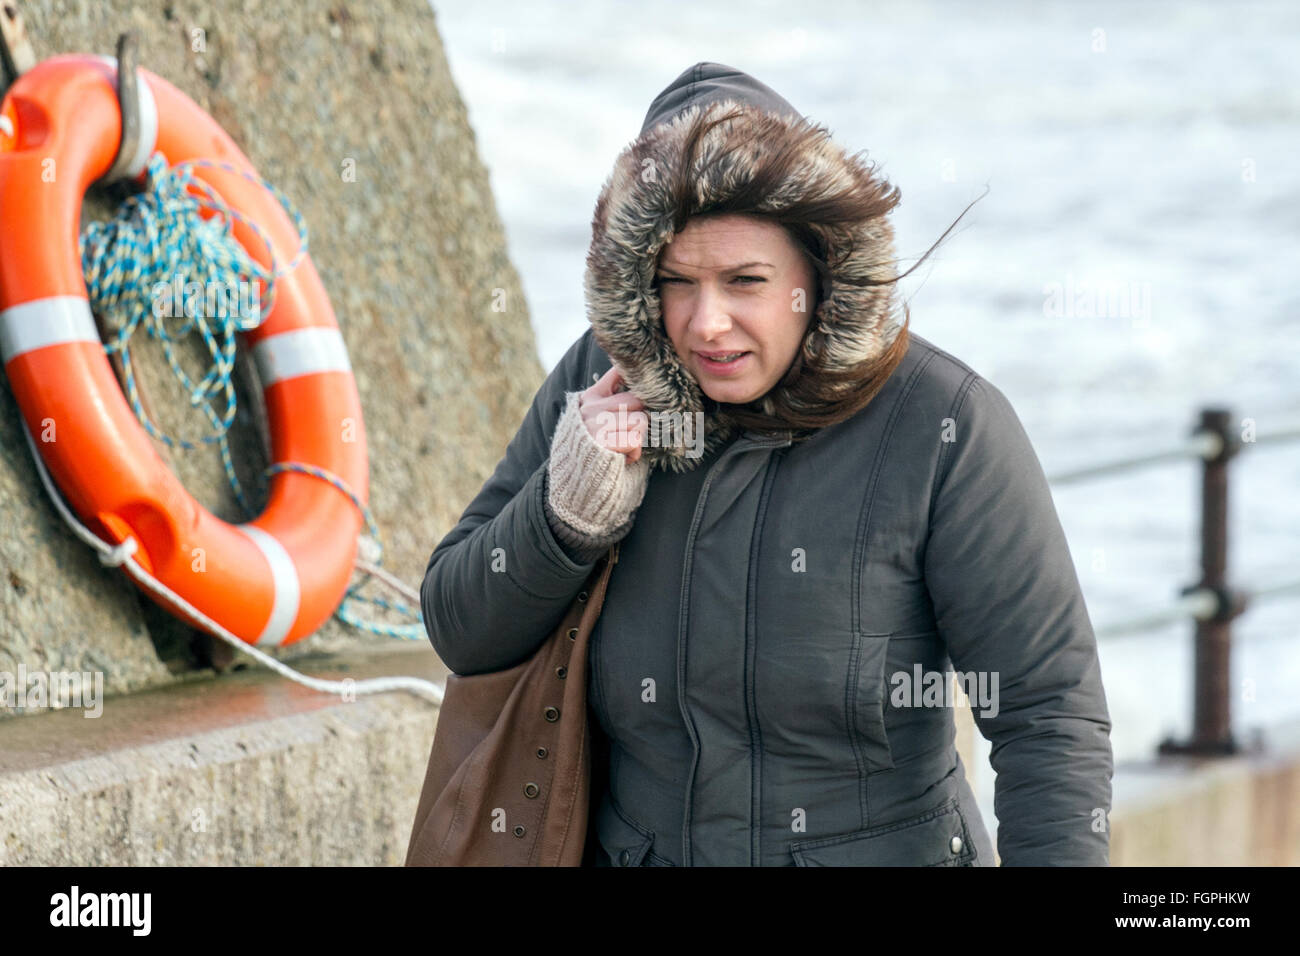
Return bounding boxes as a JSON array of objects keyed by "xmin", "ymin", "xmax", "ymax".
[{"xmin": 657, "ymin": 261, "xmax": 775, "ymax": 275}]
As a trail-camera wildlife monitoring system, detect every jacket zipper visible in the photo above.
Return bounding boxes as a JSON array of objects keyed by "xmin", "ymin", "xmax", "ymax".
[
  {"xmin": 744, "ymin": 449, "xmax": 783, "ymax": 866},
  {"xmin": 677, "ymin": 433, "xmax": 791, "ymax": 867}
]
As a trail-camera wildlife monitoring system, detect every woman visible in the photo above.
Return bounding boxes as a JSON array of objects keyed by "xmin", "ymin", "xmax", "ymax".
[{"xmin": 422, "ymin": 62, "xmax": 1113, "ymax": 866}]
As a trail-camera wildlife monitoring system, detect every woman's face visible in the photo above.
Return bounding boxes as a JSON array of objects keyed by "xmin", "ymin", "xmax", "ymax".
[{"xmin": 656, "ymin": 213, "xmax": 817, "ymax": 406}]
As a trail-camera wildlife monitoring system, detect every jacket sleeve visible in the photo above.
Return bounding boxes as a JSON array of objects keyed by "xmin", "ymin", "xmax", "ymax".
[
  {"xmin": 923, "ymin": 374, "xmax": 1113, "ymax": 866},
  {"xmin": 421, "ymin": 328, "xmax": 609, "ymax": 675}
]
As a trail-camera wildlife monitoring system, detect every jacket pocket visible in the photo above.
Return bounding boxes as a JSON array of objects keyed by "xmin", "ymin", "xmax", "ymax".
[
  {"xmin": 594, "ymin": 794, "xmax": 653, "ymax": 867},
  {"xmin": 849, "ymin": 631, "xmax": 894, "ymax": 772},
  {"xmin": 790, "ymin": 797, "xmax": 977, "ymax": 867}
]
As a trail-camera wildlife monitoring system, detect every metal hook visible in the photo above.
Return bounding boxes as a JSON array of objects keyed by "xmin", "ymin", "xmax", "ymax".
[
  {"xmin": 0, "ymin": 1, "xmax": 36, "ymax": 96},
  {"xmin": 104, "ymin": 30, "xmax": 142, "ymax": 183}
]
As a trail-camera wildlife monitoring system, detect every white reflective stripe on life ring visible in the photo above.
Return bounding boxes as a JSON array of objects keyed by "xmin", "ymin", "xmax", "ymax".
[
  {"xmin": 235, "ymin": 524, "xmax": 301, "ymax": 645},
  {"xmin": 251, "ymin": 327, "xmax": 353, "ymax": 387},
  {"xmin": 90, "ymin": 54, "xmax": 160, "ymax": 180},
  {"xmin": 0, "ymin": 296, "xmax": 100, "ymax": 365}
]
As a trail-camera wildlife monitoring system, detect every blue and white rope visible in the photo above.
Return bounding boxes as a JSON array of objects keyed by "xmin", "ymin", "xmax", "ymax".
[{"xmin": 78, "ymin": 150, "xmax": 425, "ymax": 642}]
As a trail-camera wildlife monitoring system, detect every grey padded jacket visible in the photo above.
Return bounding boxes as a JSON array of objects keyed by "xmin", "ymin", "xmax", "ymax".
[{"xmin": 421, "ymin": 62, "xmax": 1113, "ymax": 867}]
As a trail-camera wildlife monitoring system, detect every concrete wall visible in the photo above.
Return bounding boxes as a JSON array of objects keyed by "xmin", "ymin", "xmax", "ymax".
[
  {"xmin": 951, "ymin": 685, "xmax": 1299, "ymax": 866},
  {"xmin": 0, "ymin": 646, "xmax": 443, "ymax": 865},
  {"xmin": 1109, "ymin": 718, "xmax": 1300, "ymax": 866}
]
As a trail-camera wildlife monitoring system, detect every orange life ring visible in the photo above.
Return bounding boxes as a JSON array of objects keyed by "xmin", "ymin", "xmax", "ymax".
[{"xmin": 0, "ymin": 55, "xmax": 369, "ymax": 646}]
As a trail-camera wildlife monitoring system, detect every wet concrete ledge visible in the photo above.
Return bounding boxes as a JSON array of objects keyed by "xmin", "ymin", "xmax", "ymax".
[
  {"xmin": 1109, "ymin": 715, "xmax": 1300, "ymax": 866},
  {"xmin": 3, "ymin": 645, "xmax": 1294, "ymax": 865},
  {"xmin": 0, "ymin": 645, "xmax": 444, "ymax": 865},
  {"xmin": 944, "ymin": 695, "xmax": 1298, "ymax": 866}
]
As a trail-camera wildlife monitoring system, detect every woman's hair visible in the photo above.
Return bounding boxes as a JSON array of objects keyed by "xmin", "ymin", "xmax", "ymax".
[{"xmin": 657, "ymin": 105, "xmax": 984, "ymax": 435}]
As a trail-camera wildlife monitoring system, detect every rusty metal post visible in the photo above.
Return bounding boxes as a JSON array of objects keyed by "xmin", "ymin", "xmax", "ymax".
[{"xmin": 1159, "ymin": 408, "xmax": 1249, "ymax": 757}]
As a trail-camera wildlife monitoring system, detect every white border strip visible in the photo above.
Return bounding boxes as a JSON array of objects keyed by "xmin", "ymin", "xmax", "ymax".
[
  {"xmin": 235, "ymin": 524, "xmax": 301, "ymax": 646},
  {"xmin": 0, "ymin": 296, "xmax": 100, "ymax": 364},
  {"xmin": 251, "ymin": 328, "xmax": 353, "ymax": 387},
  {"xmin": 91, "ymin": 54, "xmax": 159, "ymax": 180}
]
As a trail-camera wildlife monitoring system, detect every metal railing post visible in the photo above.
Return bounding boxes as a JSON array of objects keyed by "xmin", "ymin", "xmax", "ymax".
[{"xmin": 1159, "ymin": 408, "xmax": 1250, "ymax": 756}]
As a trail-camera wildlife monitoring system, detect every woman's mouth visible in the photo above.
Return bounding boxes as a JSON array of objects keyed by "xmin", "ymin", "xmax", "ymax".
[{"xmin": 696, "ymin": 350, "xmax": 751, "ymax": 375}]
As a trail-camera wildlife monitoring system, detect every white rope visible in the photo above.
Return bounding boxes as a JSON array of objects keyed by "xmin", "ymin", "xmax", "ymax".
[
  {"xmin": 355, "ymin": 558, "xmax": 420, "ymax": 604},
  {"xmin": 18, "ymin": 416, "xmax": 444, "ymax": 705}
]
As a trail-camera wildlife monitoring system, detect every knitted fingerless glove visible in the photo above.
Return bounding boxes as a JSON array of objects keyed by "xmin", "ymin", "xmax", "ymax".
[{"xmin": 543, "ymin": 390, "xmax": 650, "ymax": 564}]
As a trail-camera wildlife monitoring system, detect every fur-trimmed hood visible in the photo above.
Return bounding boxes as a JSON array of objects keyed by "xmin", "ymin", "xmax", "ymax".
[{"xmin": 583, "ymin": 61, "xmax": 908, "ymax": 473}]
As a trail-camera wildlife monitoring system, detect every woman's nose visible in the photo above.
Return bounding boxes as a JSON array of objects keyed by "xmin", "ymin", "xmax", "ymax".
[{"xmin": 689, "ymin": 284, "xmax": 733, "ymax": 339}]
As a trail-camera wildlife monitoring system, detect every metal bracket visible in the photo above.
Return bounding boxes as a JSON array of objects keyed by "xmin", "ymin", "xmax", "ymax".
[
  {"xmin": 0, "ymin": 1, "xmax": 37, "ymax": 96},
  {"xmin": 104, "ymin": 30, "xmax": 142, "ymax": 183},
  {"xmin": 1179, "ymin": 582, "xmax": 1249, "ymax": 623}
]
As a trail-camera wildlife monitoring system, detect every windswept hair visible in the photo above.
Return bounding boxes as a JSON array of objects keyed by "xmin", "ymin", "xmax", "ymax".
[{"xmin": 659, "ymin": 105, "xmax": 982, "ymax": 437}]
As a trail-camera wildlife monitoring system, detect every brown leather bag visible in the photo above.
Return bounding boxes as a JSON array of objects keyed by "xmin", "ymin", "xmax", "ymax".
[{"xmin": 404, "ymin": 543, "xmax": 619, "ymax": 866}]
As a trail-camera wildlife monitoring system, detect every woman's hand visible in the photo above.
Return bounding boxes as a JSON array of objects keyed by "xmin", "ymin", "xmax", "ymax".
[
  {"xmin": 576, "ymin": 366, "xmax": 649, "ymax": 463},
  {"xmin": 542, "ymin": 366, "xmax": 652, "ymax": 562}
]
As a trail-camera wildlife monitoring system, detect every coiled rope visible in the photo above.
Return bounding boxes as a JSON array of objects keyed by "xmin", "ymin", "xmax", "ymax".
[{"xmin": 23, "ymin": 150, "xmax": 440, "ymax": 702}]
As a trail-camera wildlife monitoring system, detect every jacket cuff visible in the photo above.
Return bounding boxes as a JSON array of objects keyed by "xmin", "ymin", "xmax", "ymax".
[
  {"xmin": 543, "ymin": 468, "xmax": 634, "ymax": 563},
  {"xmin": 546, "ymin": 391, "xmax": 649, "ymax": 541}
]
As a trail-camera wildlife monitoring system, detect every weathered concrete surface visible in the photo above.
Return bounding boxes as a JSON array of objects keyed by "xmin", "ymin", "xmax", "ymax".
[
  {"xmin": 0, "ymin": 644, "xmax": 446, "ymax": 864},
  {"xmin": 955, "ymin": 681, "xmax": 1300, "ymax": 866},
  {"xmin": 1, "ymin": 0, "xmax": 542, "ymax": 707},
  {"xmin": 1109, "ymin": 718, "xmax": 1300, "ymax": 866}
]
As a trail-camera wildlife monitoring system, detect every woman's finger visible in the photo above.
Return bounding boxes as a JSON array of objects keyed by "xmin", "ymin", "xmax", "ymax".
[{"xmin": 587, "ymin": 364, "xmax": 625, "ymax": 401}]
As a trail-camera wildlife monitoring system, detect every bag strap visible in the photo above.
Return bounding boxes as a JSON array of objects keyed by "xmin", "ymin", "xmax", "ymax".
[{"xmin": 585, "ymin": 543, "xmax": 619, "ymax": 618}]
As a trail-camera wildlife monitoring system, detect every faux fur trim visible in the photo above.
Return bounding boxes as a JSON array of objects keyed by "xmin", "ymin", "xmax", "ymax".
[{"xmin": 583, "ymin": 97, "xmax": 906, "ymax": 472}]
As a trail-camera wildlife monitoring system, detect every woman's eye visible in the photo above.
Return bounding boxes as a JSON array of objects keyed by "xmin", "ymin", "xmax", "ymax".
[{"xmin": 655, "ymin": 275, "xmax": 763, "ymax": 285}]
